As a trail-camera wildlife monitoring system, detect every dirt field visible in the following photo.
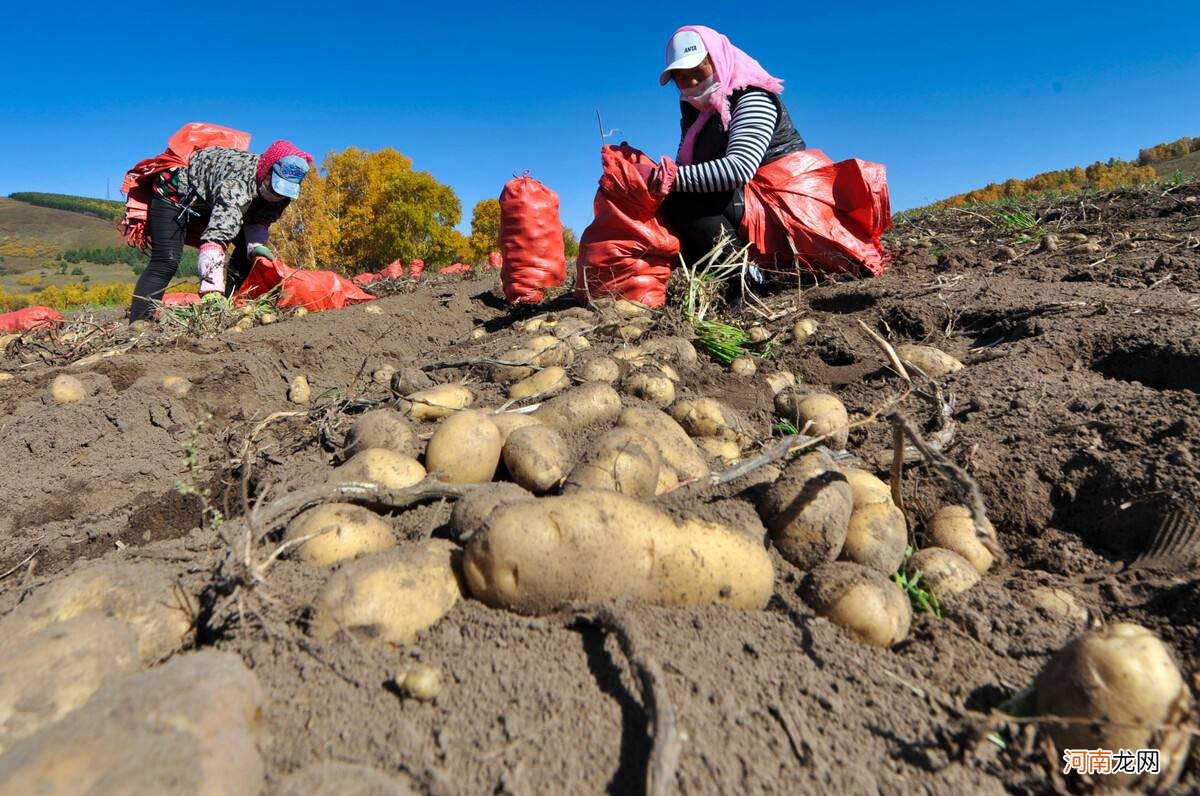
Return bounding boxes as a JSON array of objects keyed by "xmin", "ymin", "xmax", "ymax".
[{"xmin": 0, "ymin": 182, "xmax": 1196, "ymax": 793}]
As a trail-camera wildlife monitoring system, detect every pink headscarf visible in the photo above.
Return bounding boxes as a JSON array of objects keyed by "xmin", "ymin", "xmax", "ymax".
[
  {"xmin": 256, "ymin": 140, "xmax": 314, "ymax": 184},
  {"xmin": 671, "ymin": 26, "xmax": 784, "ymax": 165}
]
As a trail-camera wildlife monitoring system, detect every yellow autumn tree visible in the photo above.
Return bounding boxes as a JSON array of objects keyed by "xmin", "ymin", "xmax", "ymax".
[{"xmin": 467, "ymin": 198, "xmax": 501, "ymax": 261}]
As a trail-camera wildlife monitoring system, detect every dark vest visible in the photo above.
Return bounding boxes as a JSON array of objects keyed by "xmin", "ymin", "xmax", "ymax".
[{"xmin": 680, "ymin": 87, "xmax": 805, "ymax": 167}]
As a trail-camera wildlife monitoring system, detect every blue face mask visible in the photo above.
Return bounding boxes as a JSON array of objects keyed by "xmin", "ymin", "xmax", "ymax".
[{"xmin": 680, "ymin": 74, "xmax": 720, "ymax": 110}]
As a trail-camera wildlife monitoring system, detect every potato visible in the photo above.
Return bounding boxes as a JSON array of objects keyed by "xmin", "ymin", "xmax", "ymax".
[
  {"xmin": 530, "ymin": 337, "xmax": 575, "ymax": 367},
  {"xmin": 730, "ymin": 355, "xmax": 757, "ymax": 377},
  {"xmin": 288, "ymin": 375, "xmax": 311, "ymax": 404},
  {"xmin": 697, "ymin": 436, "xmax": 741, "ymax": 464},
  {"xmin": 763, "ymin": 371, "xmax": 795, "ymax": 396},
  {"xmin": 842, "ymin": 466, "xmax": 893, "ymax": 507},
  {"xmin": 617, "ymin": 407, "xmax": 710, "ymax": 481},
  {"xmin": 405, "ymin": 384, "xmax": 473, "ymax": 420},
  {"xmin": 310, "ymin": 541, "xmax": 462, "ymax": 645},
  {"xmin": 448, "ymin": 483, "xmax": 534, "ymax": 543},
  {"xmin": 344, "ymin": 409, "xmax": 419, "ymax": 458},
  {"xmin": 758, "ymin": 451, "xmax": 852, "ymax": 568},
  {"xmin": 552, "ymin": 317, "xmax": 592, "ymax": 339},
  {"xmin": 578, "ymin": 357, "xmax": 621, "ymax": 383},
  {"xmin": 49, "ymin": 374, "xmax": 86, "ymax": 404},
  {"xmin": 1027, "ymin": 586, "xmax": 1086, "ymax": 622},
  {"xmin": 774, "ymin": 391, "xmax": 849, "ymax": 448},
  {"xmin": 842, "ymin": 502, "xmax": 907, "ymax": 574},
  {"xmin": 610, "ymin": 345, "xmax": 648, "ymax": 363},
  {"xmin": 425, "ymin": 411, "xmax": 502, "ymax": 483},
  {"xmin": 566, "ymin": 335, "xmax": 591, "ymax": 352},
  {"xmin": 489, "ymin": 411, "xmax": 542, "ymax": 443},
  {"xmin": 1032, "ymin": 623, "xmax": 1192, "ymax": 789},
  {"xmin": 621, "ymin": 369, "xmax": 675, "ymax": 408},
  {"xmin": 642, "ymin": 336, "xmax": 698, "ymax": 365},
  {"xmin": 503, "ymin": 425, "xmax": 571, "ymax": 493},
  {"xmin": 390, "ymin": 367, "xmax": 433, "ymax": 396},
  {"xmin": 904, "ymin": 548, "xmax": 979, "ymax": 595},
  {"xmin": 614, "ymin": 298, "xmax": 650, "ymax": 317},
  {"xmin": 462, "ymin": 490, "xmax": 773, "ymax": 613},
  {"xmin": 508, "ymin": 366, "xmax": 569, "ymax": 400},
  {"xmin": 526, "ymin": 334, "xmax": 560, "ymax": 354},
  {"xmin": 670, "ymin": 398, "xmax": 742, "ymax": 440},
  {"xmin": 564, "ymin": 427, "xmax": 661, "ymax": 497},
  {"xmin": 398, "ymin": 663, "xmax": 443, "ymax": 701},
  {"xmin": 657, "ymin": 363, "xmax": 680, "ymax": 382},
  {"xmin": 333, "ymin": 449, "xmax": 426, "ymax": 490},
  {"xmin": 897, "ymin": 344, "xmax": 963, "ymax": 378},
  {"xmin": 285, "ymin": 503, "xmax": 396, "ymax": 567},
  {"xmin": 802, "ymin": 562, "xmax": 911, "ymax": 647},
  {"xmin": 792, "ymin": 318, "xmax": 819, "ymax": 340},
  {"xmin": 747, "ymin": 326, "xmax": 771, "ymax": 343},
  {"xmin": 161, "ymin": 375, "xmax": 191, "ymax": 397},
  {"xmin": 928, "ymin": 505, "xmax": 994, "ymax": 574},
  {"xmin": 372, "ymin": 364, "xmax": 396, "ymax": 385},
  {"xmin": 656, "ymin": 466, "xmax": 679, "ymax": 495},
  {"xmin": 520, "ymin": 316, "xmax": 552, "ymax": 332},
  {"xmin": 491, "ymin": 350, "xmax": 537, "ymax": 383},
  {"xmin": 533, "ymin": 382, "xmax": 622, "ymax": 431}
]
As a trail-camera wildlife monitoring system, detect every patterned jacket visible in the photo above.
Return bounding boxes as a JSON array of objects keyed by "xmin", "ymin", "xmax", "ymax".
[{"xmin": 175, "ymin": 147, "xmax": 291, "ymax": 244}]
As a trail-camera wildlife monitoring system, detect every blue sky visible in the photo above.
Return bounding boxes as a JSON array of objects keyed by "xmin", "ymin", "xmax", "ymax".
[{"xmin": 1, "ymin": 1, "xmax": 1197, "ymax": 236}]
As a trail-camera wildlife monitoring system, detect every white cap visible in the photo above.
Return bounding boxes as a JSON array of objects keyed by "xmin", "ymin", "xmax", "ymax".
[{"xmin": 659, "ymin": 30, "xmax": 707, "ymax": 85}]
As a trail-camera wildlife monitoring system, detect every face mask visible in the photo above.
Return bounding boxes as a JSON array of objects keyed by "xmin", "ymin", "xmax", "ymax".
[
  {"xmin": 680, "ymin": 74, "xmax": 720, "ymax": 110},
  {"xmin": 258, "ymin": 181, "xmax": 284, "ymax": 202}
]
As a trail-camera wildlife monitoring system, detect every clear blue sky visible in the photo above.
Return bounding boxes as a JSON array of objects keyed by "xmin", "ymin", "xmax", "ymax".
[{"xmin": 1, "ymin": 1, "xmax": 1197, "ymax": 236}]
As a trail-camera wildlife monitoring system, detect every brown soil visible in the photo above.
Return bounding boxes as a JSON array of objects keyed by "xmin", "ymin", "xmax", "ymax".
[{"xmin": 1, "ymin": 182, "xmax": 1198, "ymax": 793}]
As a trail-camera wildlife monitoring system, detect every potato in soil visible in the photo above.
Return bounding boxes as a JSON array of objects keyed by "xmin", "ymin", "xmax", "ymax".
[
  {"xmin": 533, "ymin": 382, "xmax": 622, "ymax": 431},
  {"xmin": 928, "ymin": 505, "xmax": 995, "ymax": 573},
  {"xmin": 502, "ymin": 424, "xmax": 571, "ymax": 493},
  {"xmin": 903, "ymin": 548, "xmax": 979, "ymax": 595},
  {"xmin": 758, "ymin": 451, "xmax": 853, "ymax": 568},
  {"xmin": 841, "ymin": 502, "xmax": 907, "ymax": 575},
  {"xmin": 425, "ymin": 411, "xmax": 503, "ymax": 483},
  {"xmin": 618, "ymin": 407, "xmax": 710, "ymax": 481},
  {"xmin": 285, "ymin": 503, "xmax": 396, "ymax": 567},
  {"xmin": 774, "ymin": 392, "xmax": 849, "ymax": 448},
  {"xmin": 802, "ymin": 562, "xmax": 912, "ymax": 647},
  {"xmin": 405, "ymin": 384, "xmax": 473, "ymax": 420},
  {"xmin": 564, "ymin": 427, "xmax": 662, "ymax": 498},
  {"xmin": 332, "ymin": 449, "xmax": 426, "ymax": 490},
  {"xmin": 344, "ymin": 409, "xmax": 420, "ymax": 458},
  {"xmin": 448, "ymin": 482, "xmax": 534, "ymax": 543}
]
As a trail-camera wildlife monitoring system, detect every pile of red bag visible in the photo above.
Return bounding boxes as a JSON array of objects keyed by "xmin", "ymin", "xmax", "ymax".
[
  {"xmin": 439, "ymin": 262, "xmax": 472, "ymax": 275},
  {"xmin": 0, "ymin": 306, "xmax": 63, "ymax": 333},
  {"xmin": 236, "ymin": 255, "xmax": 375, "ymax": 311},
  {"xmin": 352, "ymin": 258, "xmax": 427, "ymax": 286}
]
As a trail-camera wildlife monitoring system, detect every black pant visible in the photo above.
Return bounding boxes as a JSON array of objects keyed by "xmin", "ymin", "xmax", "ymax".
[
  {"xmin": 660, "ymin": 188, "xmax": 747, "ymax": 265},
  {"xmin": 129, "ymin": 197, "xmax": 252, "ymax": 321}
]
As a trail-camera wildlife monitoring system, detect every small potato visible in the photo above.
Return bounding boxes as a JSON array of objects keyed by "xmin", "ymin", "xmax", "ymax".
[
  {"xmin": 897, "ymin": 344, "xmax": 963, "ymax": 378},
  {"xmin": 747, "ymin": 326, "xmax": 771, "ymax": 343},
  {"xmin": 578, "ymin": 357, "xmax": 621, "ymax": 383},
  {"xmin": 617, "ymin": 407, "xmax": 710, "ymax": 481},
  {"xmin": 763, "ymin": 371, "xmax": 795, "ymax": 396},
  {"xmin": 311, "ymin": 541, "xmax": 462, "ymax": 645},
  {"xmin": 491, "ymin": 349, "xmax": 537, "ymax": 383},
  {"xmin": 526, "ymin": 334, "xmax": 559, "ymax": 353},
  {"xmin": 928, "ymin": 505, "xmax": 994, "ymax": 574},
  {"xmin": 285, "ymin": 503, "xmax": 396, "ymax": 567},
  {"xmin": 288, "ymin": 375, "xmax": 311, "ymax": 405},
  {"xmin": 565, "ymin": 427, "xmax": 661, "ymax": 497},
  {"xmin": 841, "ymin": 502, "xmax": 907, "ymax": 575},
  {"xmin": 372, "ymin": 364, "xmax": 396, "ymax": 385},
  {"xmin": 470, "ymin": 327, "xmax": 487, "ymax": 340},
  {"xmin": 503, "ymin": 425, "xmax": 571, "ymax": 493},
  {"xmin": 390, "ymin": 367, "xmax": 433, "ymax": 396},
  {"xmin": 614, "ymin": 298, "xmax": 650, "ymax": 317},
  {"xmin": 425, "ymin": 411, "xmax": 502, "ymax": 484},
  {"xmin": 398, "ymin": 663, "xmax": 443, "ymax": 701},
  {"xmin": 344, "ymin": 409, "xmax": 419, "ymax": 458},
  {"xmin": 904, "ymin": 548, "xmax": 979, "ymax": 595},
  {"xmin": 49, "ymin": 374, "xmax": 86, "ymax": 404},
  {"xmin": 792, "ymin": 318, "xmax": 819, "ymax": 340},
  {"xmin": 1032, "ymin": 623, "xmax": 1192, "ymax": 789},
  {"xmin": 161, "ymin": 375, "xmax": 191, "ymax": 397},
  {"xmin": 697, "ymin": 437, "xmax": 741, "ymax": 464},
  {"xmin": 533, "ymin": 382, "xmax": 622, "ymax": 431},
  {"xmin": 759, "ymin": 451, "xmax": 852, "ymax": 568},
  {"xmin": 670, "ymin": 398, "xmax": 742, "ymax": 440},
  {"xmin": 405, "ymin": 384, "xmax": 474, "ymax": 420},
  {"xmin": 508, "ymin": 366, "xmax": 569, "ymax": 400},
  {"xmin": 566, "ymin": 335, "xmax": 591, "ymax": 352},
  {"xmin": 332, "ymin": 449, "xmax": 426, "ymax": 490},
  {"xmin": 552, "ymin": 317, "xmax": 592, "ymax": 339},
  {"xmin": 489, "ymin": 411, "xmax": 542, "ymax": 443},
  {"xmin": 529, "ymin": 337, "xmax": 575, "ymax": 367},
  {"xmin": 774, "ymin": 392, "xmax": 849, "ymax": 449},
  {"xmin": 802, "ymin": 562, "xmax": 912, "ymax": 647},
  {"xmin": 448, "ymin": 482, "xmax": 534, "ymax": 543},
  {"xmin": 621, "ymin": 369, "xmax": 675, "ymax": 408},
  {"xmin": 842, "ymin": 467, "xmax": 893, "ymax": 508},
  {"xmin": 730, "ymin": 356, "xmax": 757, "ymax": 377},
  {"xmin": 610, "ymin": 345, "xmax": 648, "ymax": 363},
  {"xmin": 520, "ymin": 317, "xmax": 551, "ymax": 333}
]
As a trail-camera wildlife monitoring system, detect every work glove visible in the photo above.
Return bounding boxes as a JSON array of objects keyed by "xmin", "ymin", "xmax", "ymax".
[
  {"xmin": 248, "ymin": 244, "xmax": 275, "ymax": 261},
  {"xmin": 634, "ymin": 156, "xmax": 678, "ymax": 199},
  {"xmin": 197, "ymin": 242, "xmax": 226, "ymax": 295}
]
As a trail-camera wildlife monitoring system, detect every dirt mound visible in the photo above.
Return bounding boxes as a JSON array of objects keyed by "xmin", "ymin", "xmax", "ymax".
[{"xmin": 1, "ymin": 184, "xmax": 1197, "ymax": 792}]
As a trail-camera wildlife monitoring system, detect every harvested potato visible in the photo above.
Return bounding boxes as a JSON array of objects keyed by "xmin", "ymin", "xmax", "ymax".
[
  {"xmin": 802, "ymin": 562, "xmax": 912, "ymax": 647},
  {"xmin": 792, "ymin": 318, "xmax": 819, "ymax": 339},
  {"xmin": 730, "ymin": 356, "xmax": 757, "ymax": 377},
  {"xmin": 657, "ymin": 363, "xmax": 680, "ymax": 382},
  {"xmin": 397, "ymin": 663, "xmax": 443, "ymax": 701},
  {"xmin": 566, "ymin": 335, "xmax": 591, "ymax": 352},
  {"xmin": 405, "ymin": 384, "xmax": 473, "ymax": 420},
  {"xmin": 528, "ymin": 337, "xmax": 575, "ymax": 367},
  {"xmin": 425, "ymin": 411, "xmax": 502, "ymax": 483},
  {"xmin": 491, "ymin": 350, "xmax": 537, "ymax": 383},
  {"xmin": 333, "ymin": 449, "xmax": 426, "ymax": 490},
  {"xmin": 763, "ymin": 371, "xmax": 795, "ymax": 396},
  {"xmin": 842, "ymin": 466, "xmax": 893, "ymax": 507},
  {"xmin": 842, "ymin": 502, "xmax": 907, "ymax": 574},
  {"xmin": 774, "ymin": 391, "xmax": 849, "ymax": 448},
  {"xmin": 470, "ymin": 328, "xmax": 487, "ymax": 340},
  {"xmin": 489, "ymin": 411, "xmax": 542, "ymax": 443},
  {"xmin": 50, "ymin": 374, "xmax": 86, "ymax": 404},
  {"xmin": 643, "ymin": 336, "xmax": 698, "ymax": 365},
  {"xmin": 288, "ymin": 375, "xmax": 311, "ymax": 404},
  {"xmin": 520, "ymin": 317, "xmax": 552, "ymax": 333},
  {"xmin": 390, "ymin": 367, "xmax": 433, "ymax": 396},
  {"xmin": 285, "ymin": 503, "xmax": 396, "ymax": 567},
  {"xmin": 622, "ymin": 369, "xmax": 675, "ymax": 408},
  {"xmin": 448, "ymin": 483, "xmax": 534, "ymax": 543},
  {"xmin": 311, "ymin": 541, "xmax": 462, "ymax": 645},
  {"xmin": 533, "ymin": 382, "xmax": 622, "ymax": 431},
  {"xmin": 614, "ymin": 298, "xmax": 650, "ymax": 317},
  {"xmin": 747, "ymin": 326, "xmax": 771, "ymax": 343},
  {"xmin": 697, "ymin": 437, "xmax": 741, "ymax": 464},
  {"xmin": 928, "ymin": 505, "xmax": 994, "ymax": 574},
  {"xmin": 578, "ymin": 357, "xmax": 621, "ymax": 383},
  {"xmin": 759, "ymin": 451, "xmax": 852, "ymax": 568},
  {"xmin": 904, "ymin": 548, "xmax": 979, "ymax": 595},
  {"xmin": 463, "ymin": 490, "xmax": 773, "ymax": 613},
  {"xmin": 670, "ymin": 398, "xmax": 742, "ymax": 440},
  {"xmin": 508, "ymin": 366, "xmax": 569, "ymax": 400},
  {"xmin": 564, "ymin": 427, "xmax": 661, "ymax": 497},
  {"xmin": 1032, "ymin": 623, "xmax": 1193, "ymax": 789},
  {"xmin": 372, "ymin": 364, "xmax": 396, "ymax": 385},
  {"xmin": 552, "ymin": 317, "xmax": 592, "ymax": 339},
  {"xmin": 897, "ymin": 344, "xmax": 963, "ymax": 378},
  {"xmin": 526, "ymin": 334, "xmax": 560, "ymax": 354},
  {"xmin": 344, "ymin": 409, "xmax": 419, "ymax": 458},
  {"xmin": 503, "ymin": 425, "xmax": 571, "ymax": 493},
  {"xmin": 618, "ymin": 407, "xmax": 710, "ymax": 481},
  {"xmin": 610, "ymin": 345, "xmax": 648, "ymax": 363},
  {"xmin": 161, "ymin": 375, "xmax": 191, "ymax": 397},
  {"xmin": 656, "ymin": 466, "xmax": 679, "ymax": 495}
]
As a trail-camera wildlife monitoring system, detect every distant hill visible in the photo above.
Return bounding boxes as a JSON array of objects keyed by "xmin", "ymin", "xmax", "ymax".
[
  {"xmin": 1148, "ymin": 149, "xmax": 1200, "ymax": 181},
  {"xmin": 0, "ymin": 196, "xmax": 136, "ymax": 292},
  {"xmin": 8, "ymin": 192, "xmax": 125, "ymax": 221}
]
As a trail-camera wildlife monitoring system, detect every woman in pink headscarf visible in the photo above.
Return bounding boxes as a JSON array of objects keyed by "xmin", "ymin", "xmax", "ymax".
[{"xmin": 646, "ymin": 26, "xmax": 890, "ymax": 277}]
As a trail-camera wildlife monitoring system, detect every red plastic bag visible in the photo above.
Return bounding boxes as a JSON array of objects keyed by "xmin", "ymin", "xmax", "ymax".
[
  {"xmin": 575, "ymin": 145, "xmax": 680, "ymax": 308},
  {"xmin": 352, "ymin": 272, "xmax": 381, "ymax": 286},
  {"xmin": 486, "ymin": 252, "xmax": 502, "ymax": 270},
  {"xmin": 379, "ymin": 260, "xmax": 407, "ymax": 280},
  {"xmin": 0, "ymin": 306, "xmax": 63, "ymax": 333},
  {"xmin": 439, "ymin": 262, "xmax": 471, "ymax": 275},
  {"xmin": 236, "ymin": 256, "xmax": 376, "ymax": 311},
  {"xmin": 741, "ymin": 150, "xmax": 891, "ymax": 276},
  {"xmin": 161, "ymin": 292, "xmax": 201, "ymax": 306},
  {"xmin": 500, "ymin": 176, "xmax": 566, "ymax": 304},
  {"xmin": 408, "ymin": 259, "xmax": 426, "ymax": 279}
]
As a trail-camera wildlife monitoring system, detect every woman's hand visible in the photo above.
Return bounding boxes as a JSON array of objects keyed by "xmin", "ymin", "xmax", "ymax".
[
  {"xmin": 634, "ymin": 156, "xmax": 678, "ymax": 198},
  {"xmin": 197, "ymin": 242, "xmax": 226, "ymax": 294}
]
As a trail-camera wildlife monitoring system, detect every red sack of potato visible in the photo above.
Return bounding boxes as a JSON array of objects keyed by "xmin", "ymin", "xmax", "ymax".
[
  {"xmin": 236, "ymin": 255, "xmax": 375, "ymax": 311},
  {"xmin": 160, "ymin": 292, "xmax": 201, "ymax": 306},
  {"xmin": 0, "ymin": 306, "xmax": 63, "ymax": 332},
  {"xmin": 500, "ymin": 175, "xmax": 566, "ymax": 304},
  {"xmin": 439, "ymin": 262, "xmax": 471, "ymax": 275},
  {"xmin": 408, "ymin": 259, "xmax": 426, "ymax": 279}
]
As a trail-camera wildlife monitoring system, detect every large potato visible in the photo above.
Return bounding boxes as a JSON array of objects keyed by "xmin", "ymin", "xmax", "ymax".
[
  {"xmin": 642, "ymin": 336, "xmax": 698, "ymax": 365},
  {"xmin": 508, "ymin": 366, "xmax": 569, "ymax": 400},
  {"xmin": 578, "ymin": 357, "xmax": 621, "ymax": 383},
  {"xmin": 310, "ymin": 541, "xmax": 462, "ymax": 645},
  {"xmin": 285, "ymin": 503, "xmax": 396, "ymax": 567},
  {"xmin": 928, "ymin": 505, "xmax": 994, "ymax": 574},
  {"xmin": 532, "ymin": 382, "xmax": 622, "ymax": 431},
  {"xmin": 904, "ymin": 547, "xmax": 979, "ymax": 595},
  {"xmin": 425, "ymin": 411, "xmax": 502, "ymax": 483},
  {"xmin": 842, "ymin": 467, "xmax": 893, "ymax": 508},
  {"xmin": 332, "ymin": 449, "xmax": 426, "ymax": 490},
  {"xmin": 502, "ymin": 425, "xmax": 571, "ymax": 493},
  {"xmin": 759, "ymin": 451, "xmax": 853, "ymax": 568},
  {"xmin": 343, "ymin": 409, "xmax": 419, "ymax": 458},
  {"xmin": 405, "ymin": 384, "xmax": 473, "ymax": 420},
  {"xmin": 670, "ymin": 398, "xmax": 742, "ymax": 440},
  {"xmin": 617, "ymin": 407, "xmax": 709, "ymax": 481},
  {"xmin": 802, "ymin": 562, "xmax": 912, "ymax": 647},
  {"xmin": 621, "ymin": 369, "xmax": 675, "ymax": 408},
  {"xmin": 564, "ymin": 427, "xmax": 661, "ymax": 497},
  {"xmin": 448, "ymin": 483, "xmax": 534, "ymax": 543},
  {"xmin": 489, "ymin": 411, "xmax": 542, "ymax": 443},
  {"xmin": 897, "ymin": 344, "xmax": 963, "ymax": 378},
  {"xmin": 463, "ymin": 490, "xmax": 773, "ymax": 614},
  {"xmin": 1032, "ymin": 623, "xmax": 1193, "ymax": 789},
  {"xmin": 491, "ymin": 349, "xmax": 537, "ymax": 383},
  {"xmin": 774, "ymin": 392, "xmax": 850, "ymax": 448},
  {"xmin": 841, "ymin": 502, "xmax": 907, "ymax": 574}
]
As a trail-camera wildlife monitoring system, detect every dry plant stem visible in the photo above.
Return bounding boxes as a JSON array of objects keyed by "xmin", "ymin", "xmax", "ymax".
[
  {"xmin": 890, "ymin": 422, "xmax": 906, "ymax": 517},
  {"xmin": 420, "ymin": 356, "xmax": 542, "ymax": 372},
  {"xmin": 0, "ymin": 550, "xmax": 38, "ymax": 580},
  {"xmin": 856, "ymin": 319, "xmax": 911, "ymax": 382}
]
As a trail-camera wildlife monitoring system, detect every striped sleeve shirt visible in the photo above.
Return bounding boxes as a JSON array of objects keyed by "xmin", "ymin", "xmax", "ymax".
[{"xmin": 674, "ymin": 91, "xmax": 779, "ymax": 192}]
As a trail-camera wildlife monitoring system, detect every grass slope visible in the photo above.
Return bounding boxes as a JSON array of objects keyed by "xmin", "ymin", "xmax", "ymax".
[
  {"xmin": 0, "ymin": 197, "xmax": 135, "ymax": 292},
  {"xmin": 1150, "ymin": 150, "xmax": 1200, "ymax": 181}
]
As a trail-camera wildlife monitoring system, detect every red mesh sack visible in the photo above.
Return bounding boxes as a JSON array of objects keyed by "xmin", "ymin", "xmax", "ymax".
[
  {"xmin": 161, "ymin": 292, "xmax": 201, "ymax": 306},
  {"xmin": 0, "ymin": 306, "xmax": 63, "ymax": 332},
  {"xmin": 499, "ymin": 175, "xmax": 566, "ymax": 304},
  {"xmin": 439, "ymin": 262, "xmax": 471, "ymax": 275},
  {"xmin": 235, "ymin": 255, "xmax": 375, "ymax": 311},
  {"xmin": 352, "ymin": 272, "xmax": 381, "ymax": 286},
  {"xmin": 408, "ymin": 259, "xmax": 426, "ymax": 279},
  {"xmin": 575, "ymin": 145, "xmax": 679, "ymax": 308},
  {"xmin": 378, "ymin": 260, "xmax": 407, "ymax": 279},
  {"xmin": 486, "ymin": 252, "xmax": 502, "ymax": 270}
]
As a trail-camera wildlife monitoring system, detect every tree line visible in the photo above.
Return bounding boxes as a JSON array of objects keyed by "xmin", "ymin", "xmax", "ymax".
[
  {"xmin": 8, "ymin": 192, "xmax": 124, "ymax": 221},
  {"xmin": 935, "ymin": 158, "xmax": 1159, "ymax": 208},
  {"xmin": 1138, "ymin": 136, "xmax": 1200, "ymax": 165}
]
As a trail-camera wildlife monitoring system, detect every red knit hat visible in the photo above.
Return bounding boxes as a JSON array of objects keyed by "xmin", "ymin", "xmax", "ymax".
[{"xmin": 256, "ymin": 140, "xmax": 313, "ymax": 185}]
